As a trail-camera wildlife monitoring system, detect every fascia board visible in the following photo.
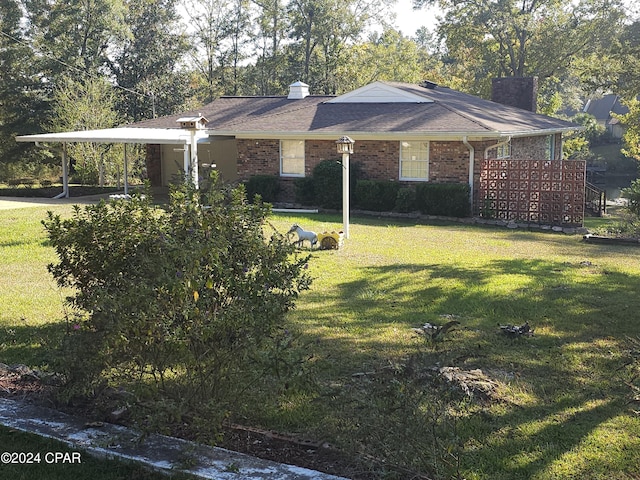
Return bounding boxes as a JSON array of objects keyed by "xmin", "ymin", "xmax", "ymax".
[{"xmin": 15, "ymin": 128, "xmax": 197, "ymax": 144}]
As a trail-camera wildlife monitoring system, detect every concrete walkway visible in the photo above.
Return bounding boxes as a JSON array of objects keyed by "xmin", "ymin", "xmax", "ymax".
[
  {"xmin": 0, "ymin": 195, "xmax": 109, "ymax": 210},
  {"xmin": 0, "ymin": 398, "xmax": 348, "ymax": 480}
]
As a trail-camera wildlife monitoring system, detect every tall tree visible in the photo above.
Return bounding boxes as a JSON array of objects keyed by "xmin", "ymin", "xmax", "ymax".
[
  {"xmin": 185, "ymin": 0, "xmax": 233, "ymax": 101},
  {"xmin": 287, "ymin": 0, "xmax": 391, "ymax": 93},
  {"xmin": 251, "ymin": 0, "xmax": 289, "ymax": 94},
  {"xmin": 0, "ymin": 0, "xmax": 49, "ymax": 169},
  {"xmin": 25, "ymin": 0, "xmax": 127, "ymax": 80},
  {"xmin": 50, "ymin": 77, "xmax": 122, "ymax": 186},
  {"xmin": 414, "ymin": 0, "xmax": 627, "ymax": 99},
  {"xmin": 337, "ymin": 29, "xmax": 433, "ymax": 92},
  {"xmin": 111, "ymin": 0, "xmax": 192, "ymax": 121}
]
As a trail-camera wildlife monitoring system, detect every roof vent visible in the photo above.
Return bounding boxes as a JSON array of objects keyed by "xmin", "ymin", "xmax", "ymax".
[
  {"xmin": 421, "ymin": 80, "xmax": 438, "ymax": 89},
  {"xmin": 288, "ymin": 81, "xmax": 310, "ymax": 100}
]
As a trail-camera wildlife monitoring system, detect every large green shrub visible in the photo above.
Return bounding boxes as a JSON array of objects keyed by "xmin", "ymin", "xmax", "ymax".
[
  {"xmin": 294, "ymin": 177, "xmax": 315, "ymax": 205},
  {"xmin": 354, "ymin": 179, "xmax": 399, "ymax": 211},
  {"xmin": 415, "ymin": 183, "xmax": 471, "ymax": 217},
  {"xmin": 43, "ymin": 174, "xmax": 311, "ymax": 434},
  {"xmin": 245, "ymin": 174, "xmax": 280, "ymax": 203},
  {"xmin": 310, "ymin": 159, "xmax": 361, "ymax": 209},
  {"xmin": 311, "ymin": 159, "xmax": 344, "ymax": 209}
]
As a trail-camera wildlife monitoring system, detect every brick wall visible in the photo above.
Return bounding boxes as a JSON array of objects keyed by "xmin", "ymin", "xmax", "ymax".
[
  {"xmin": 237, "ymin": 139, "xmax": 280, "ymax": 178},
  {"xmin": 429, "ymin": 141, "xmax": 471, "ymax": 182}
]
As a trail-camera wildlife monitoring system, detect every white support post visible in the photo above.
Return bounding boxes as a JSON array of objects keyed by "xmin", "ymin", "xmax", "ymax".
[
  {"xmin": 61, "ymin": 143, "xmax": 69, "ymax": 198},
  {"xmin": 123, "ymin": 144, "xmax": 129, "ymax": 196},
  {"xmin": 191, "ymin": 130, "xmax": 199, "ymax": 189},
  {"xmin": 342, "ymin": 151, "xmax": 350, "ymax": 239},
  {"xmin": 183, "ymin": 142, "xmax": 190, "ymax": 184}
]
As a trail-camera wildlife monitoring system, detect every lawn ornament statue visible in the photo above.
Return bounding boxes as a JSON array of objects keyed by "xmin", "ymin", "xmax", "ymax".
[{"xmin": 288, "ymin": 224, "xmax": 318, "ymax": 248}]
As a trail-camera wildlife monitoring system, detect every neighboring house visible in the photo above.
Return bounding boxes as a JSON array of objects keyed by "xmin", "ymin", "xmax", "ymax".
[
  {"xmin": 17, "ymin": 78, "xmax": 586, "ymax": 226},
  {"xmin": 583, "ymin": 94, "xmax": 629, "ymax": 139}
]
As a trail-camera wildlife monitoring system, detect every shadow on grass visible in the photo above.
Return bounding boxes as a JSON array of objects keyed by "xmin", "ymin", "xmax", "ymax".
[
  {"xmin": 0, "ymin": 321, "xmax": 66, "ymax": 367},
  {"xmin": 288, "ymin": 256, "xmax": 640, "ymax": 478}
]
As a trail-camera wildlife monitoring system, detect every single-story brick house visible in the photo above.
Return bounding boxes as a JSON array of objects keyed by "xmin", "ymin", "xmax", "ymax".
[
  {"xmin": 138, "ymin": 79, "xmax": 584, "ymax": 224},
  {"xmin": 17, "ymin": 78, "xmax": 586, "ymax": 225}
]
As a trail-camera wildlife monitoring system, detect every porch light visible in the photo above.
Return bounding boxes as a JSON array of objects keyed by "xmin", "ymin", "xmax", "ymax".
[{"xmin": 336, "ymin": 136, "xmax": 355, "ymax": 239}]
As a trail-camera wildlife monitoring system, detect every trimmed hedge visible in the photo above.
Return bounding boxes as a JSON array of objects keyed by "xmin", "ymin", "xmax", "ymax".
[
  {"xmin": 415, "ymin": 183, "xmax": 471, "ymax": 217},
  {"xmin": 395, "ymin": 187, "xmax": 416, "ymax": 213},
  {"xmin": 245, "ymin": 175, "xmax": 280, "ymax": 203},
  {"xmin": 355, "ymin": 180, "xmax": 400, "ymax": 212},
  {"xmin": 294, "ymin": 177, "xmax": 316, "ymax": 205},
  {"xmin": 297, "ymin": 159, "xmax": 361, "ymax": 209}
]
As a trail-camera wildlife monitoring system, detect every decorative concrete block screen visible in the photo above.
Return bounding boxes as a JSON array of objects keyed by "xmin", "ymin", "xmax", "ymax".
[{"xmin": 479, "ymin": 159, "xmax": 586, "ymax": 227}]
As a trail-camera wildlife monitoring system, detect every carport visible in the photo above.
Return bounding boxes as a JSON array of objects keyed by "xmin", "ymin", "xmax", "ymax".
[{"xmin": 16, "ymin": 127, "xmax": 208, "ymax": 198}]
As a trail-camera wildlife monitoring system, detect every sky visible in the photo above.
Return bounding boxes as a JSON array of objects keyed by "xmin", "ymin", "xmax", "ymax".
[{"xmin": 389, "ymin": 0, "xmax": 442, "ymax": 36}]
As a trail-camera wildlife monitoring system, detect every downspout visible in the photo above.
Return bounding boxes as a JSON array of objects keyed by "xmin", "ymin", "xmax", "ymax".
[
  {"xmin": 484, "ymin": 136, "xmax": 512, "ymax": 160},
  {"xmin": 462, "ymin": 136, "xmax": 475, "ymax": 212},
  {"xmin": 36, "ymin": 141, "xmax": 69, "ymax": 199}
]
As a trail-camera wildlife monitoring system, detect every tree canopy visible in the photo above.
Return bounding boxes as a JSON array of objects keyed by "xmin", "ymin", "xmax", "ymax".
[{"xmin": 1, "ymin": 0, "xmax": 639, "ymax": 175}]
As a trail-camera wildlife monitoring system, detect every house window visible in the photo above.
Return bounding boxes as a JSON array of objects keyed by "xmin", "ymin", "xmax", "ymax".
[
  {"xmin": 280, "ymin": 140, "xmax": 305, "ymax": 176},
  {"xmin": 545, "ymin": 135, "xmax": 556, "ymax": 160},
  {"xmin": 495, "ymin": 141, "xmax": 511, "ymax": 159},
  {"xmin": 400, "ymin": 141, "xmax": 429, "ymax": 181}
]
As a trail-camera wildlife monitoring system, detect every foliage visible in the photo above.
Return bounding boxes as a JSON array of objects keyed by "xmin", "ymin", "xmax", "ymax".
[
  {"xmin": 618, "ymin": 97, "xmax": 640, "ymax": 162},
  {"xmin": 0, "ymin": 0, "xmax": 50, "ymax": 169},
  {"xmin": 26, "ymin": 0, "xmax": 128, "ymax": 78},
  {"xmin": 417, "ymin": 0, "xmax": 627, "ymax": 103},
  {"xmin": 309, "ymin": 159, "xmax": 361, "ymax": 210},
  {"xmin": 49, "ymin": 77, "xmax": 122, "ymax": 186},
  {"xmin": 42, "ymin": 175, "xmax": 311, "ymax": 435},
  {"xmin": 415, "ymin": 183, "xmax": 470, "ymax": 217},
  {"xmin": 293, "ymin": 177, "xmax": 316, "ymax": 205},
  {"xmin": 245, "ymin": 174, "xmax": 281, "ymax": 203},
  {"xmin": 622, "ymin": 179, "xmax": 640, "ymax": 217},
  {"xmin": 394, "ymin": 187, "xmax": 416, "ymax": 213},
  {"xmin": 6, "ymin": 207, "xmax": 640, "ymax": 478},
  {"xmin": 111, "ymin": 0, "xmax": 193, "ymax": 121},
  {"xmin": 354, "ymin": 179, "xmax": 399, "ymax": 211},
  {"xmin": 337, "ymin": 29, "xmax": 434, "ymax": 92},
  {"xmin": 310, "ymin": 159, "xmax": 343, "ymax": 209}
]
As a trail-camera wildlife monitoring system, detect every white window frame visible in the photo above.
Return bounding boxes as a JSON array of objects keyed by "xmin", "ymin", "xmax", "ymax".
[
  {"xmin": 495, "ymin": 141, "xmax": 511, "ymax": 159},
  {"xmin": 280, "ymin": 140, "xmax": 305, "ymax": 177},
  {"xmin": 399, "ymin": 140, "xmax": 429, "ymax": 181},
  {"xmin": 545, "ymin": 134, "xmax": 556, "ymax": 160}
]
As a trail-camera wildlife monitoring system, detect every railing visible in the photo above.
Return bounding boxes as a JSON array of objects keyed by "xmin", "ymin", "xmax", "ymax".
[{"xmin": 585, "ymin": 182, "xmax": 606, "ymax": 216}]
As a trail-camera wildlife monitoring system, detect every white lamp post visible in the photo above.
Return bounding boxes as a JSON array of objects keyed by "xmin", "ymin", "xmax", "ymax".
[{"xmin": 336, "ymin": 136, "xmax": 355, "ymax": 239}]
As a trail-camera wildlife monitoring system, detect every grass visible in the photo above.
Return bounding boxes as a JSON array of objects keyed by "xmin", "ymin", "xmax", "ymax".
[{"xmin": 2, "ymin": 202, "xmax": 640, "ymax": 479}]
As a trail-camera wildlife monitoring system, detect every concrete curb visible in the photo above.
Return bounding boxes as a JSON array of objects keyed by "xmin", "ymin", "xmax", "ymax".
[{"xmin": 0, "ymin": 398, "xmax": 348, "ymax": 480}]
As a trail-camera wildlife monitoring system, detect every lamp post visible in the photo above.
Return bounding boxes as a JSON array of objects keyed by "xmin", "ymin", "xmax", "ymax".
[{"xmin": 336, "ymin": 136, "xmax": 355, "ymax": 239}]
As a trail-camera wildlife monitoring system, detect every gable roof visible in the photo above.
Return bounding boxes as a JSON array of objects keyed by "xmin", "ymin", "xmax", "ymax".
[
  {"xmin": 132, "ymin": 81, "xmax": 577, "ymax": 140},
  {"xmin": 584, "ymin": 94, "xmax": 629, "ymax": 123}
]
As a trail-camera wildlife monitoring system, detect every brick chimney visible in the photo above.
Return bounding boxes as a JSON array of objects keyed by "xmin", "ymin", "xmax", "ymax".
[{"xmin": 491, "ymin": 77, "xmax": 538, "ymax": 113}]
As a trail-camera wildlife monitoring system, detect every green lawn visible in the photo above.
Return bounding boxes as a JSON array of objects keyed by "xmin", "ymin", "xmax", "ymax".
[{"xmin": 2, "ymin": 203, "xmax": 640, "ymax": 479}]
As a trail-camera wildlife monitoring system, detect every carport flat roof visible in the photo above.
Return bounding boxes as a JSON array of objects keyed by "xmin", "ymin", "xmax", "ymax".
[{"xmin": 16, "ymin": 127, "xmax": 196, "ymax": 145}]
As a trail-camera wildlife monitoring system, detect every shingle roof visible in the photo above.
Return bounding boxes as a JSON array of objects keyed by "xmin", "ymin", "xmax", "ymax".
[{"xmin": 131, "ymin": 82, "xmax": 578, "ymax": 138}]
